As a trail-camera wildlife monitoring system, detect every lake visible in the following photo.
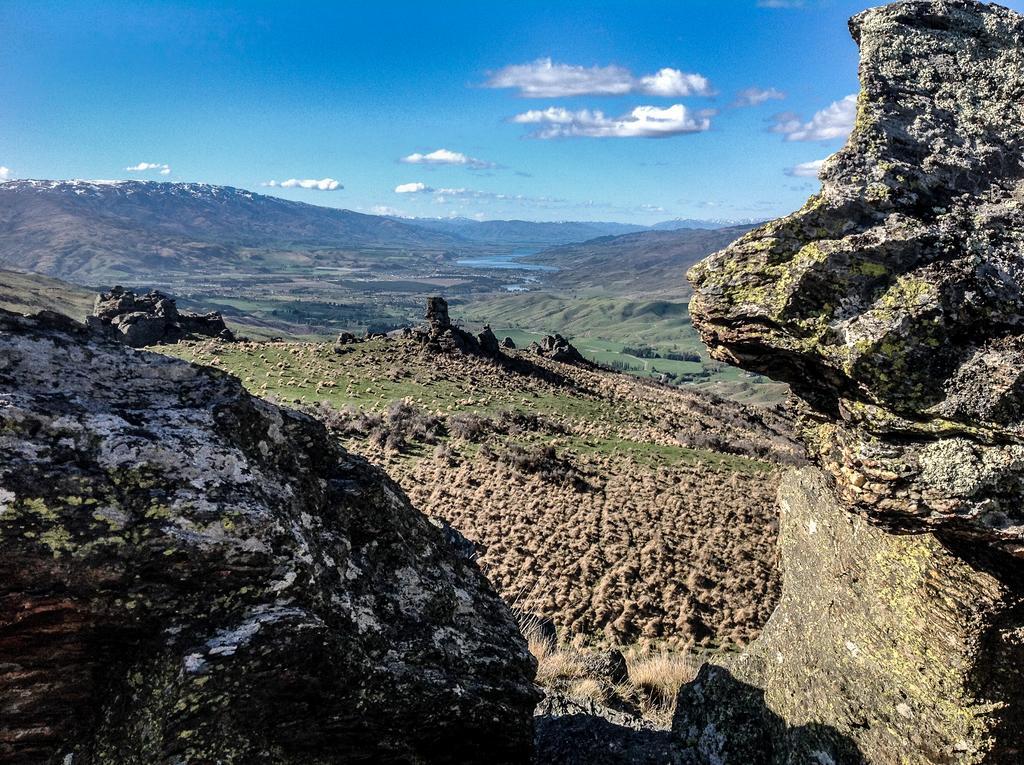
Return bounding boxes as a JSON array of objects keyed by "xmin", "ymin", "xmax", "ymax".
[{"xmin": 456, "ymin": 248, "xmax": 558, "ymax": 271}]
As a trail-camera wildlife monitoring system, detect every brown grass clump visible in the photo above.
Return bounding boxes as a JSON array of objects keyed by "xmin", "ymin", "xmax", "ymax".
[
  {"xmin": 625, "ymin": 649, "xmax": 698, "ymax": 708},
  {"xmin": 521, "ymin": 615, "xmax": 586, "ymax": 686},
  {"xmin": 522, "ymin": 610, "xmax": 697, "ymax": 724},
  {"xmin": 569, "ymin": 678, "xmax": 607, "ymax": 704}
]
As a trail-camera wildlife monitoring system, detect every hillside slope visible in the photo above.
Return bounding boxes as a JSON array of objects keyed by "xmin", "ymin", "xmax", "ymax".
[
  {"xmin": 0, "ymin": 180, "xmax": 460, "ymax": 281},
  {"xmin": 528, "ymin": 223, "xmax": 753, "ymax": 296},
  {"xmin": 0, "ymin": 268, "xmax": 95, "ymax": 319},
  {"xmin": 525, "ymin": 225, "xmax": 756, "ymax": 297},
  {"xmin": 165, "ymin": 336, "xmax": 803, "ymax": 648}
]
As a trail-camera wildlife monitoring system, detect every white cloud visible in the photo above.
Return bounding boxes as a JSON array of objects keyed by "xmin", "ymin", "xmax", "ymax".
[
  {"xmin": 484, "ymin": 58, "xmax": 713, "ymax": 98},
  {"xmin": 512, "ymin": 104, "xmax": 712, "ymax": 139},
  {"xmin": 262, "ymin": 178, "xmax": 342, "ymax": 190},
  {"xmin": 395, "ymin": 181, "xmax": 431, "ymax": 193},
  {"xmin": 486, "ymin": 59, "xmax": 633, "ymax": 97},
  {"xmin": 0, "ymin": 166, "xmax": 10, "ymax": 181},
  {"xmin": 786, "ymin": 158, "xmax": 827, "ymax": 178},
  {"xmin": 126, "ymin": 162, "xmax": 171, "ymax": 175},
  {"xmin": 638, "ymin": 68, "xmax": 714, "ymax": 97},
  {"xmin": 371, "ymin": 205, "xmax": 406, "ymax": 216},
  {"xmin": 400, "ymin": 148, "xmax": 495, "ymax": 169},
  {"xmin": 733, "ymin": 87, "xmax": 785, "ymax": 108},
  {"xmin": 772, "ymin": 94, "xmax": 857, "ymax": 141}
]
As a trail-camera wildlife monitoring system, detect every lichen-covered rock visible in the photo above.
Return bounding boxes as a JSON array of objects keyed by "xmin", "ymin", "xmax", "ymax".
[
  {"xmin": 689, "ymin": 0, "xmax": 1024, "ymax": 554},
  {"xmin": 674, "ymin": 468, "xmax": 1024, "ymax": 764},
  {"xmin": 683, "ymin": 1, "xmax": 1024, "ymax": 762},
  {"xmin": 0, "ymin": 308, "xmax": 537, "ymax": 764}
]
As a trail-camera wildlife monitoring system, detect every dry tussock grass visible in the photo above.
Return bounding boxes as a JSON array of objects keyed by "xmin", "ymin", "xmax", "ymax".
[
  {"xmin": 402, "ymin": 450, "xmax": 780, "ymax": 647},
  {"xmin": 171, "ymin": 337, "xmax": 795, "ymax": 649},
  {"xmin": 522, "ymin": 609, "xmax": 697, "ymax": 723},
  {"xmin": 625, "ymin": 649, "xmax": 698, "ymax": 707}
]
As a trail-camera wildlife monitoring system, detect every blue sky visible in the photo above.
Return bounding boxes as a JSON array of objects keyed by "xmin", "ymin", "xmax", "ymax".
[{"xmin": 4, "ymin": 0, "xmax": 1017, "ymax": 224}]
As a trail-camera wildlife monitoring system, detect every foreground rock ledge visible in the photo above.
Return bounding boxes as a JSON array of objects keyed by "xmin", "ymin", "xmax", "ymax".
[
  {"xmin": 0, "ymin": 309, "xmax": 537, "ymax": 764},
  {"xmin": 685, "ymin": 1, "xmax": 1024, "ymax": 762},
  {"xmin": 690, "ymin": 0, "xmax": 1024, "ymax": 554}
]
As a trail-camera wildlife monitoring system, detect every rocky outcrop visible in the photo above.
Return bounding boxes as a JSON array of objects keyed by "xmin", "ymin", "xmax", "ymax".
[
  {"xmin": 528, "ymin": 334, "xmax": 585, "ymax": 365},
  {"xmin": 413, "ymin": 296, "xmax": 501, "ymax": 357},
  {"xmin": 0, "ymin": 309, "xmax": 537, "ymax": 763},
  {"xmin": 425, "ymin": 296, "xmax": 451, "ymax": 330},
  {"xmin": 90, "ymin": 286, "xmax": 234, "ymax": 347},
  {"xmin": 684, "ymin": 1, "xmax": 1024, "ymax": 762},
  {"xmin": 336, "ymin": 330, "xmax": 360, "ymax": 345}
]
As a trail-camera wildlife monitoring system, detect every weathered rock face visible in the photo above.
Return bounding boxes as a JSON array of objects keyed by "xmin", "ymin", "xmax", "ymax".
[
  {"xmin": 425, "ymin": 296, "xmax": 452, "ymax": 331},
  {"xmin": 684, "ymin": 2, "xmax": 1024, "ymax": 762},
  {"xmin": 0, "ymin": 309, "xmax": 537, "ymax": 763},
  {"xmin": 674, "ymin": 468, "xmax": 1024, "ymax": 764},
  {"xmin": 690, "ymin": 0, "xmax": 1024, "ymax": 554},
  {"xmin": 91, "ymin": 286, "xmax": 234, "ymax": 347}
]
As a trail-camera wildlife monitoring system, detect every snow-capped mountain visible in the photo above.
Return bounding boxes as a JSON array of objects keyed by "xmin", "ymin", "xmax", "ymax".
[{"xmin": 0, "ymin": 180, "xmax": 461, "ymax": 281}]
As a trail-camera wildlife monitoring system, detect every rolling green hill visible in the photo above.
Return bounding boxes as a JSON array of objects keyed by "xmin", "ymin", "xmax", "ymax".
[{"xmin": 459, "ymin": 293, "xmax": 786, "ymax": 404}]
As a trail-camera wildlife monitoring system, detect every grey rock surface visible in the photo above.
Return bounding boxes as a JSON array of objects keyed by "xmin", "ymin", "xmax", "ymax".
[
  {"xmin": 681, "ymin": 2, "xmax": 1024, "ymax": 762},
  {"xmin": 0, "ymin": 308, "xmax": 538, "ymax": 764}
]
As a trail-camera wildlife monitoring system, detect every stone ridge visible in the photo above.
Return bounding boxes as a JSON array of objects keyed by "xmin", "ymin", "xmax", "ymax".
[
  {"xmin": 688, "ymin": 0, "xmax": 1024, "ymax": 554},
  {"xmin": 0, "ymin": 308, "xmax": 537, "ymax": 763}
]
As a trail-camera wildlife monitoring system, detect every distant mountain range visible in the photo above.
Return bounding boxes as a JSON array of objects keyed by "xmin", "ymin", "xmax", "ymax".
[
  {"xmin": 525, "ymin": 224, "xmax": 758, "ymax": 297},
  {"xmin": 393, "ymin": 215, "xmax": 765, "ymax": 245},
  {"xmin": 0, "ymin": 179, "xmax": 764, "ymax": 284},
  {"xmin": 647, "ymin": 217, "xmax": 765, "ymax": 231},
  {"xmin": 0, "ymin": 180, "xmax": 460, "ymax": 282}
]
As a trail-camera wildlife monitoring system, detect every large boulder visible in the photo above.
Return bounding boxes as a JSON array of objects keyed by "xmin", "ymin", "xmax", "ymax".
[
  {"xmin": 689, "ymin": 0, "xmax": 1024, "ymax": 554},
  {"xmin": 684, "ymin": 1, "xmax": 1024, "ymax": 762},
  {"xmin": 0, "ymin": 309, "xmax": 537, "ymax": 764}
]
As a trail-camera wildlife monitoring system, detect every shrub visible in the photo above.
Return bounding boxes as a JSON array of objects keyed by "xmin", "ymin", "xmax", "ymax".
[
  {"xmin": 312, "ymin": 400, "xmax": 445, "ymax": 452},
  {"xmin": 490, "ymin": 444, "xmax": 581, "ymax": 486},
  {"xmin": 496, "ymin": 409, "xmax": 566, "ymax": 436},
  {"xmin": 448, "ymin": 412, "xmax": 493, "ymax": 442}
]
